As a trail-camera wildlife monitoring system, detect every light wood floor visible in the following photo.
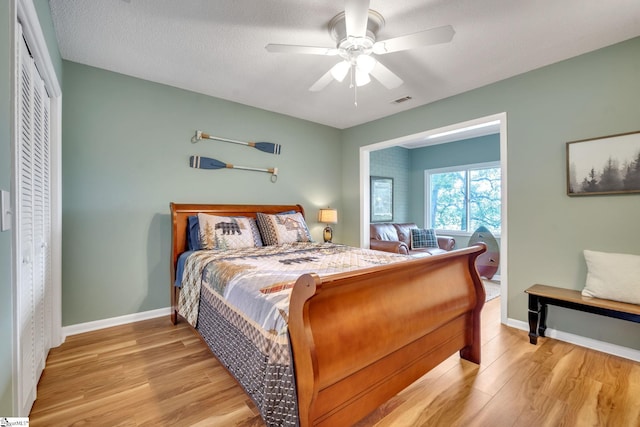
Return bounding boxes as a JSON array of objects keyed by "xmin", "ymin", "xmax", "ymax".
[{"xmin": 30, "ymin": 297, "xmax": 640, "ymax": 426}]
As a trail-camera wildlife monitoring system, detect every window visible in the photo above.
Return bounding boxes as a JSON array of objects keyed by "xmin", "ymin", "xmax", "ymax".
[{"xmin": 425, "ymin": 162, "xmax": 501, "ymax": 235}]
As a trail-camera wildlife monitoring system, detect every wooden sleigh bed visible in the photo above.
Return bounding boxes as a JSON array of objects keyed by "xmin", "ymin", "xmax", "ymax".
[{"xmin": 170, "ymin": 203, "xmax": 486, "ymax": 427}]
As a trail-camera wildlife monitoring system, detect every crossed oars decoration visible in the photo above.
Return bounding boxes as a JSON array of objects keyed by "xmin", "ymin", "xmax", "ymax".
[
  {"xmin": 190, "ymin": 156, "xmax": 279, "ymax": 183},
  {"xmin": 191, "ymin": 130, "xmax": 281, "ymax": 155},
  {"xmin": 190, "ymin": 131, "xmax": 280, "ymax": 183}
]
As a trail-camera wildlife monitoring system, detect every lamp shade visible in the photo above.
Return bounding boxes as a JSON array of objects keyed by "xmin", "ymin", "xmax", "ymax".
[{"xmin": 318, "ymin": 208, "xmax": 338, "ymax": 224}]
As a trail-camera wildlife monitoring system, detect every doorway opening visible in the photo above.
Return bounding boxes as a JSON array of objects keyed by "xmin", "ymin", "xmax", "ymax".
[{"xmin": 359, "ymin": 112, "xmax": 508, "ymax": 324}]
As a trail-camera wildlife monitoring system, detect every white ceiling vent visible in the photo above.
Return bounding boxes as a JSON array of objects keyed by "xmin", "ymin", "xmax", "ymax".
[{"xmin": 392, "ymin": 96, "xmax": 413, "ymax": 104}]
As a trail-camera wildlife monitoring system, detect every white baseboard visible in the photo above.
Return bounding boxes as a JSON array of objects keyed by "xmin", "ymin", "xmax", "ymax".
[
  {"xmin": 507, "ymin": 318, "xmax": 640, "ymax": 362},
  {"xmin": 62, "ymin": 307, "xmax": 171, "ymax": 340},
  {"xmin": 60, "ymin": 311, "xmax": 640, "ymax": 362}
]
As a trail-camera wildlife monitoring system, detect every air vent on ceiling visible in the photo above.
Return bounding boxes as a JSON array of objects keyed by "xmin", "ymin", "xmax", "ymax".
[{"xmin": 391, "ymin": 96, "xmax": 413, "ymax": 104}]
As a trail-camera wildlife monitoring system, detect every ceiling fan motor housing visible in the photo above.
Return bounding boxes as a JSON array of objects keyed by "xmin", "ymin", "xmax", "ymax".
[{"xmin": 329, "ymin": 10, "xmax": 385, "ymax": 58}]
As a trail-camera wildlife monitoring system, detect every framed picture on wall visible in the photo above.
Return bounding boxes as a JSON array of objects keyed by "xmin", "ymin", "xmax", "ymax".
[
  {"xmin": 370, "ymin": 176, "xmax": 394, "ymax": 222},
  {"xmin": 567, "ymin": 131, "xmax": 640, "ymax": 196}
]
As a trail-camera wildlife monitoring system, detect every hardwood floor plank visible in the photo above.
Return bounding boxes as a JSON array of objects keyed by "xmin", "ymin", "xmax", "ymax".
[
  {"xmin": 375, "ymin": 362, "xmax": 492, "ymax": 427},
  {"xmin": 614, "ymin": 377, "xmax": 640, "ymax": 426},
  {"xmin": 29, "ymin": 298, "xmax": 640, "ymax": 426},
  {"xmin": 512, "ymin": 394, "xmax": 567, "ymax": 427}
]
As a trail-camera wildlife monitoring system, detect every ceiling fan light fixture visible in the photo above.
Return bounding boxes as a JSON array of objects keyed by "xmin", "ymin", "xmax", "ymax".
[
  {"xmin": 267, "ymin": 6, "xmax": 453, "ymax": 97},
  {"xmin": 356, "ymin": 54, "xmax": 376, "ymax": 74},
  {"xmin": 331, "ymin": 60, "xmax": 351, "ymax": 82},
  {"xmin": 355, "ymin": 68, "xmax": 371, "ymax": 87}
]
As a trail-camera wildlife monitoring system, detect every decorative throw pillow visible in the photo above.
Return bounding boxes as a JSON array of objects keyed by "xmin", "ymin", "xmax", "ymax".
[
  {"xmin": 410, "ymin": 228, "xmax": 439, "ymax": 249},
  {"xmin": 582, "ymin": 249, "xmax": 640, "ymax": 305},
  {"xmin": 197, "ymin": 213, "xmax": 263, "ymax": 250},
  {"xmin": 256, "ymin": 212, "xmax": 312, "ymax": 245}
]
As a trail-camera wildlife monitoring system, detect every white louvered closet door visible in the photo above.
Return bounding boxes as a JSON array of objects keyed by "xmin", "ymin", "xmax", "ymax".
[{"xmin": 16, "ymin": 29, "xmax": 53, "ymax": 411}]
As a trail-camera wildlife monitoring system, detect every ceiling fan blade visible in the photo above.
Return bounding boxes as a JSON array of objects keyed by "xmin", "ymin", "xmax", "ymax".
[
  {"xmin": 373, "ymin": 25, "xmax": 455, "ymax": 55},
  {"xmin": 309, "ymin": 69, "xmax": 335, "ymax": 92},
  {"xmin": 265, "ymin": 44, "xmax": 338, "ymax": 56},
  {"xmin": 331, "ymin": 61, "xmax": 351, "ymax": 82},
  {"xmin": 344, "ymin": 0, "xmax": 370, "ymax": 38},
  {"xmin": 369, "ymin": 61, "xmax": 403, "ymax": 89}
]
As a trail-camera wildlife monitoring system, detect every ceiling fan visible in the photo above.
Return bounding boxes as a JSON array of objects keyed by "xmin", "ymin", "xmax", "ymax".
[{"xmin": 265, "ymin": 0, "xmax": 455, "ymax": 93}]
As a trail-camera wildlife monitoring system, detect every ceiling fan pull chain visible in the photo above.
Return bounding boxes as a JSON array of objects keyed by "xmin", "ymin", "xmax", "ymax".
[
  {"xmin": 348, "ymin": 64, "xmax": 358, "ymax": 106},
  {"xmin": 349, "ymin": 63, "xmax": 355, "ymax": 89},
  {"xmin": 354, "ymin": 80, "xmax": 358, "ymax": 107}
]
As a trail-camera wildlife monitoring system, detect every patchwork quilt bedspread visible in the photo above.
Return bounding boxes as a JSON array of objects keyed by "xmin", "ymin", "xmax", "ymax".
[
  {"xmin": 179, "ymin": 242, "xmax": 409, "ymax": 331},
  {"xmin": 177, "ymin": 242, "xmax": 409, "ymax": 426}
]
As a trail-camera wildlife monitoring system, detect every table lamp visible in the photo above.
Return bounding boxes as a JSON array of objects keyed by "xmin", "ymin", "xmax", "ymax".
[{"xmin": 318, "ymin": 208, "xmax": 338, "ymax": 243}]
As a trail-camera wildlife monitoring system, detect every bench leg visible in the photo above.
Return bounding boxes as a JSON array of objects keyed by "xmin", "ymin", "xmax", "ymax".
[
  {"xmin": 528, "ymin": 294, "xmax": 540, "ymax": 344},
  {"xmin": 538, "ymin": 303, "xmax": 548, "ymax": 337}
]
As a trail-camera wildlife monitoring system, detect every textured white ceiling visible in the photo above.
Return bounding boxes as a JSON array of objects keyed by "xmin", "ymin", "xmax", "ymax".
[{"xmin": 49, "ymin": 0, "xmax": 640, "ymax": 129}]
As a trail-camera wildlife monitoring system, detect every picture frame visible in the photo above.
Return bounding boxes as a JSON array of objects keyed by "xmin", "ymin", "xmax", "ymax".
[
  {"xmin": 370, "ymin": 176, "xmax": 394, "ymax": 222},
  {"xmin": 566, "ymin": 131, "xmax": 640, "ymax": 196}
]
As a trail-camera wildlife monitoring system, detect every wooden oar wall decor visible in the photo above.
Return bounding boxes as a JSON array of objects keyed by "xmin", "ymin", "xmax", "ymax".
[
  {"xmin": 191, "ymin": 130, "xmax": 281, "ymax": 155},
  {"xmin": 190, "ymin": 130, "xmax": 281, "ymax": 182},
  {"xmin": 189, "ymin": 156, "xmax": 279, "ymax": 183}
]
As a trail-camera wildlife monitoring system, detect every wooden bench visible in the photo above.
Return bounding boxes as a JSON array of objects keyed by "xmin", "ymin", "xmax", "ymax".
[{"xmin": 525, "ymin": 284, "xmax": 640, "ymax": 344}]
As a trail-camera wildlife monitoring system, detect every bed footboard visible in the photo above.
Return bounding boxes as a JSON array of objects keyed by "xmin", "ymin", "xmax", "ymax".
[{"xmin": 288, "ymin": 244, "xmax": 486, "ymax": 427}]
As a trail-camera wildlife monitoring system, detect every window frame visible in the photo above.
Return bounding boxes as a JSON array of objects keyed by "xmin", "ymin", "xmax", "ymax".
[{"xmin": 424, "ymin": 161, "xmax": 501, "ymax": 237}]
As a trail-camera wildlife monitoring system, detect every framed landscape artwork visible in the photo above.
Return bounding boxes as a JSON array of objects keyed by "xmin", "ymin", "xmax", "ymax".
[
  {"xmin": 370, "ymin": 176, "xmax": 394, "ymax": 222},
  {"xmin": 566, "ymin": 131, "xmax": 640, "ymax": 196}
]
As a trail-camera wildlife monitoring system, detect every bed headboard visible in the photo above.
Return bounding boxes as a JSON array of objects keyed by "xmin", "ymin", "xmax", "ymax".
[
  {"xmin": 170, "ymin": 203, "xmax": 304, "ymax": 278},
  {"xmin": 169, "ymin": 203, "xmax": 305, "ymax": 322}
]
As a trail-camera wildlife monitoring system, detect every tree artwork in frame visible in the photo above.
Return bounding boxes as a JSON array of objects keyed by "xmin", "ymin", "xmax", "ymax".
[
  {"xmin": 567, "ymin": 131, "xmax": 640, "ymax": 196},
  {"xmin": 371, "ymin": 176, "xmax": 394, "ymax": 222}
]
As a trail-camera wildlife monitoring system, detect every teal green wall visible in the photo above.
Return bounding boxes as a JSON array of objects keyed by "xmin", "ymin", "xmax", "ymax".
[
  {"xmin": 342, "ymin": 37, "xmax": 640, "ymax": 350},
  {"xmin": 370, "ymin": 147, "xmax": 410, "ymax": 222},
  {"xmin": 369, "ymin": 135, "xmax": 500, "ymax": 228},
  {"xmin": 61, "ymin": 61, "xmax": 341, "ymax": 326},
  {"xmin": 0, "ymin": 0, "xmax": 14, "ymax": 416},
  {"xmin": 408, "ymin": 134, "xmax": 500, "ymax": 228}
]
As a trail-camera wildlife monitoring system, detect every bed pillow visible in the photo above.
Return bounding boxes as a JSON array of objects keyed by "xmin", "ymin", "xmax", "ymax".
[
  {"xmin": 187, "ymin": 215, "xmax": 201, "ymax": 250},
  {"xmin": 410, "ymin": 228, "xmax": 439, "ymax": 249},
  {"xmin": 246, "ymin": 218, "xmax": 263, "ymax": 246},
  {"xmin": 197, "ymin": 213, "xmax": 263, "ymax": 250},
  {"xmin": 256, "ymin": 212, "xmax": 312, "ymax": 245},
  {"xmin": 582, "ymin": 249, "xmax": 640, "ymax": 304}
]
